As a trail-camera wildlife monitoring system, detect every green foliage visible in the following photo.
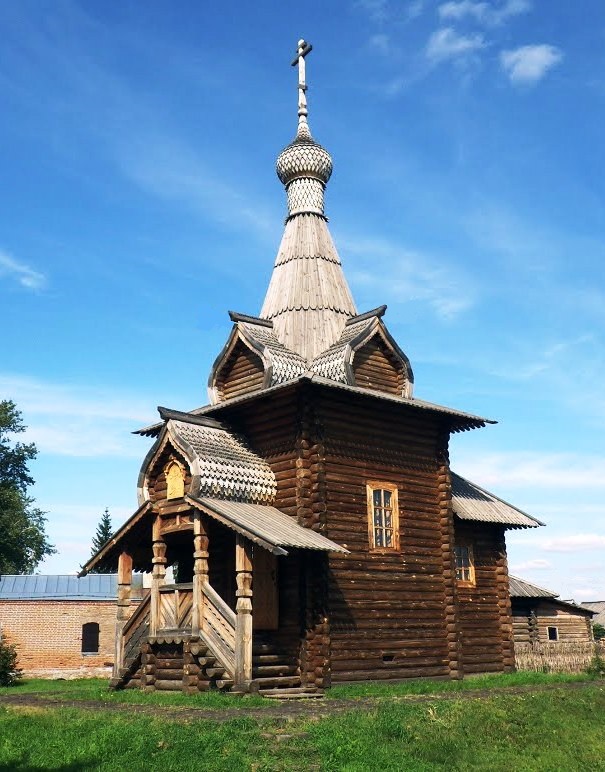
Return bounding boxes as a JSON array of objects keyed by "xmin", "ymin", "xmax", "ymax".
[
  {"xmin": 585, "ymin": 647, "xmax": 605, "ymax": 678},
  {"xmin": 0, "ymin": 633, "xmax": 22, "ymax": 687},
  {"xmin": 593, "ymin": 623, "xmax": 605, "ymax": 641},
  {"xmin": 88, "ymin": 508, "xmax": 114, "ymax": 572},
  {"xmin": 0, "ymin": 400, "xmax": 55, "ymax": 573}
]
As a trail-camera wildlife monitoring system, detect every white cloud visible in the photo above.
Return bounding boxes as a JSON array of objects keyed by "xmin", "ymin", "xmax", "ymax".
[
  {"xmin": 456, "ymin": 451, "xmax": 605, "ymax": 490},
  {"xmin": 368, "ymin": 34, "xmax": 392, "ymax": 56},
  {"xmin": 438, "ymin": 0, "xmax": 530, "ymax": 26},
  {"xmin": 0, "ymin": 249, "xmax": 46, "ymax": 290},
  {"xmin": 510, "ymin": 558, "xmax": 551, "ymax": 571},
  {"xmin": 501, "ymin": 44, "xmax": 563, "ymax": 85},
  {"xmin": 340, "ymin": 235, "xmax": 475, "ymax": 320},
  {"xmin": 0, "ymin": 373, "xmax": 155, "ymax": 458},
  {"xmin": 541, "ymin": 534, "xmax": 605, "ymax": 553},
  {"xmin": 355, "ymin": 0, "xmax": 389, "ymax": 23},
  {"xmin": 426, "ymin": 27, "xmax": 486, "ymax": 64}
]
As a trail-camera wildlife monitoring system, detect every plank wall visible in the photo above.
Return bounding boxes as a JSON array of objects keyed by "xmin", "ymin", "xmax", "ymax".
[
  {"xmin": 352, "ymin": 335, "xmax": 404, "ymax": 395},
  {"xmin": 454, "ymin": 520, "xmax": 514, "ymax": 673},
  {"xmin": 216, "ymin": 341, "xmax": 264, "ymax": 401}
]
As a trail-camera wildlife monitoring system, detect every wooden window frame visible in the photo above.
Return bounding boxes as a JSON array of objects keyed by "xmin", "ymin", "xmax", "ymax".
[
  {"xmin": 366, "ymin": 482, "xmax": 400, "ymax": 552},
  {"xmin": 454, "ymin": 543, "xmax": 475, "ymax": 586},
  {"xmin": 547, "ymin": 625, "xmax": 559, "ymax": 642}
]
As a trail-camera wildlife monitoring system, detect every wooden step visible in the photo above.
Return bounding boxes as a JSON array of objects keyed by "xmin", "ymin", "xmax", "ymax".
[
  {"xmin": 216, "ymin": 678, "xmax": 234, "ymax": 690},
  {"xmin": 253, "ymin": 675, "xmax": 301, "ymax": 689},
  {"xmin": 253, "ymin": 664, "xmax": 298, "ymax": 677},
  {"xmin": 154, "ymin": 679, "xmax": 185, "ymax": 691},
  {"xmin": 206, "ymin": 667, "xmax": 227, "ymax": 678},
  {"xmin": 260, "ymin": 687, "xmax": 323, "ymax": 700}
]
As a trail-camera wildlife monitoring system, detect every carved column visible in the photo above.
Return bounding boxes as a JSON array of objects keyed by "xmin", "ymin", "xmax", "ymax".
[
  {"xmin": 113, "ymin": 550, "xmax": 133, "ymax": 677},
  {"xmin": 150, "ymin": 515, "xmax": 167, "ymax": 637},
  {"xmin": 234, "ymin": 535, "xmax": 253, "ymax": 690},
  {"xmin": 192, "ymin": 512, "xmax": 209, "ymax": 636}
]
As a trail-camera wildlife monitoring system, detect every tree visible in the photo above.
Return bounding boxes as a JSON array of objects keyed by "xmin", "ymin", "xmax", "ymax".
[
  {"xmin": 0, "ymin": 400, "xmax": 55, "ymax": 574},
  {"xmin": 593, "ymin": 623, "xmax": 605, "ymax": 641},
  {"xmin": 88, "ymin": 508, "xmax": 114, "ymax": 573}
]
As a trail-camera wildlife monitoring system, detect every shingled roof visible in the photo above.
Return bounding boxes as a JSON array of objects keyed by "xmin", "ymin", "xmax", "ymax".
[
  {"xmin": 509, "ymin": 575, "xmax": 558, "ymax": 598},
  {"xmin": 138, "ymin": 408, "xmax": 276, "ymax": 505},
  {"xmin": 451, "ymin": 472, "xmax": 543, "ymax": 529}
]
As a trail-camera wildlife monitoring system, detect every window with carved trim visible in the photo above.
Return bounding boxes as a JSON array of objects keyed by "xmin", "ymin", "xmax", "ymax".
[
  {"xmin": 367, "ymin": 483, "xmax": 399, "ymax": 551},
  {"xmin": 454, "ymin": 543, "xmax": 475, "ymax": 585}
]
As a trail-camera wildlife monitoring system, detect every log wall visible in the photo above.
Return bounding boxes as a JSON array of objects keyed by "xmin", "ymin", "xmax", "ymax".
[
  {"xmin": 216, "ymin": 341, "xmax": 264, "ymax": 401},
  {"xmin": 352, "ymin": 335, "xmax": 404, "ymax": 396},
  {"xmin": 511, "ymin": 599, "xmax": 593, "ymax": 644},
  {"xmin": 454, "ymin": 520, "xmax": 514, "ymax": 673}
]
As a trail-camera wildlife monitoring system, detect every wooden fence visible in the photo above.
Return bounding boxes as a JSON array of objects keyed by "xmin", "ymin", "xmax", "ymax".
[{"xmin": 514, "ymin": 641, "xmax": 605, "ymax": 673}]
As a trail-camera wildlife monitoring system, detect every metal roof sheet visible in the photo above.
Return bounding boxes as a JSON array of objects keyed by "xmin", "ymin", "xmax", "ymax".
[
  {"xmin": 451, "ymin": 473, "xmax": 543, "ymax": 529},
  {"xmin": 187, "ymin": 495, "xmax": 349, "ymax": 556},
  {"xmin": 0, "ymin": 574, "xmax": 127, "ymax": 600},
  {"xmin": 509, "ymin": 575, "xmax": 558, "ymax": 598}
]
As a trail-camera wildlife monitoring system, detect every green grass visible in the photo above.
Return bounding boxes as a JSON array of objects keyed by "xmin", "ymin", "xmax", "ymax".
[
  {"xmin": 327, "ymin": 670, "xmax": 592, "ymax": 699},
  {"xmin": 0, "ymin": 678, "xmax": 267, "ymax": 708},
  {"xmin": 0, "ymin": 685, "xmax": 604, "ymax": 770}
]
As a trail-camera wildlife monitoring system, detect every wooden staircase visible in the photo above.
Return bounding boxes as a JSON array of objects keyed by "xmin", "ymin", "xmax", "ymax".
[{"xmin": 252, "ymin": 636, "xmax": 322, "ymax": 698}]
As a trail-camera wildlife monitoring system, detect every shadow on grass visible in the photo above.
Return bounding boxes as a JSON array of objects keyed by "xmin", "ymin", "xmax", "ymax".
[{"xmin": 0, "ymin": 762, "xmax": 98, "ymax": 771}]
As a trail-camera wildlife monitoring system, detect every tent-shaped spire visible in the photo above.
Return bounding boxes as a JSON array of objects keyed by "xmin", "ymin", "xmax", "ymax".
[{"xmin": 259, "ymin": 40, "xmax": 357, "ymax": 362}]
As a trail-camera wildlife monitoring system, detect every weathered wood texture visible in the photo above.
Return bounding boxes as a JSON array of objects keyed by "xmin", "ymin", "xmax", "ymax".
[
  {"xmin": 454, "ymin": 520, "xmax": 514, "ymax": 674},
  {"xmin": 512, "ymin": 599, "xmax": 593, "ymax": 644},
  {"xmin": 216, "ymin": 340, "xmax": 264, "ymax": 401},
  {"xmin": 352, "ymin": 334, "xmax": 405, "ymax": 396}
]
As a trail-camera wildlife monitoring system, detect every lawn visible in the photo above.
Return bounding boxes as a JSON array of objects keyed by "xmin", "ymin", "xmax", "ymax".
[{"xmin": 0, "ymin": 675, "xmax": 604, "ymax": 770}]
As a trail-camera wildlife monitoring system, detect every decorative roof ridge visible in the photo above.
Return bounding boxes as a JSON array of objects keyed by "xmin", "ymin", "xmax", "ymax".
[
  {"xmin": 346, "ymin": 305, "xmax": 388, "ymax": 326},
  {"xmin": 228, "ymin": 311, "xmax": 273, "ymax": 328},
  {"xmin": 157, "ymin": 406, "xmax": 224, "ymax": 430},
  {"xmin": 274, "ymin": 251, "xmax": 342, "ymax": 266}
]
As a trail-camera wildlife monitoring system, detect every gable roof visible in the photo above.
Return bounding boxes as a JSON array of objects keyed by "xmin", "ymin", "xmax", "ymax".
[
  {"xmin": 451, "ymin": 473, "xmax": 544, "ymax": 529},
  {"xmin": 509, "ymin": 575, "xmax": 558, "ymax": 598},
  {"xmin": 0, "ymin": 574, "xmax": 134, "ymax": 600},
  {"xmin": 138, "ymin": 408, "xmax": 276, "ymax": 505}
]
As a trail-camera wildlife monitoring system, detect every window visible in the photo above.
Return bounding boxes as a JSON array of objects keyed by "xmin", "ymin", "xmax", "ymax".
[
  {"xmin": 454, "ymin": 544, "xmax": 475, "ymax": 585},
  {"xmin": 367, "ymin": 483, "xmax": 399, "ymax": 551},
  {"xmin": 81, "ymin": 622, "xmax": 100, "ymax": 654},
  {"xmin": 547, "ymin": 626, "xmax": 559, "ymax": 641},
  {"xmin": 165, "ymin": 461, "xmax": 185, "ymax": 499}
]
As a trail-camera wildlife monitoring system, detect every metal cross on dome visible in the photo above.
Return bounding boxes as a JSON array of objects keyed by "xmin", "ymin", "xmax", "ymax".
[{"xmin": 291, "ymin": 39, "xmax": 313, "ymax": 122}]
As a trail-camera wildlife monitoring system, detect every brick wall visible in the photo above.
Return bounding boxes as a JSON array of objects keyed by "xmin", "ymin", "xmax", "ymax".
[{"xmin": 0, "ymin": 599, "xmax": 118, "ymax": 676}]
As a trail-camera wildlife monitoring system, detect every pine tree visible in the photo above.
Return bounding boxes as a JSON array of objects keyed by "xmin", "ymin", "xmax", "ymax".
[{"xmin": 89, "ymin": 508, "xmax": 114, "ymax": 573}]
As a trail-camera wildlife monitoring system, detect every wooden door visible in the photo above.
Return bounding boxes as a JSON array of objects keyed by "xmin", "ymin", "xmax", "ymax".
[{"xmin": 253, "ymin": 548, "xmax": 279, "ymax": 630}]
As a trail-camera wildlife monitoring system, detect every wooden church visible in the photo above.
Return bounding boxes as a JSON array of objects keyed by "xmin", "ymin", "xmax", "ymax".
[{"xmin": 81, "ymin": 41, "xmax": 542, "ymax": 696}]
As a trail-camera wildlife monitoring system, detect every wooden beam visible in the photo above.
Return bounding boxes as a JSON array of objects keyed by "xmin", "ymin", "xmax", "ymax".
[{"xmin": 234, "ymin": 535, "xmax": 253, "ymax": 690}]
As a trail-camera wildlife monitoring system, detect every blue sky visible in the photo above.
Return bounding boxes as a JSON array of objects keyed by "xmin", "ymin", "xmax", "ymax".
[{"xmin": 2, "ymin": 1, "xmax": 604, "ymax": 601}]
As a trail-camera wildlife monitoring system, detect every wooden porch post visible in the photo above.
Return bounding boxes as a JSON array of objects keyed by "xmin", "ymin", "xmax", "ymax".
[
  {"xmin": 234, "ymin": 535, "xmax": 253, "ymax": 690},
  {"xmin": 114, "ymin": 550, "xmax": 133, "ymax": 677},
  {"xmin": 192, "ymin": 512, "xmax": 209, "ymax": 636},
  {"xmin": 150, "ymin": 515, "xmax": 167, "ymax": 637}
]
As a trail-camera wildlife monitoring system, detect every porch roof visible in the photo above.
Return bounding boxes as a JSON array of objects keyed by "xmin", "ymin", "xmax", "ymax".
[
  {"xmin": 451, "ymin": 472, "xmax": 544, "ymax": 530},
  {"xmin": 186, "ymin": 495, "xmax": 349, "ymax": 556}
]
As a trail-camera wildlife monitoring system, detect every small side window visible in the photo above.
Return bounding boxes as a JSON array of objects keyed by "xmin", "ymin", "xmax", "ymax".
[
  {"xmin": 547, "ymin": 626, "xmax": 559, "ymax": 642},
  {"xmin": 367, "ymin": 483, "xmax": 399, "ymax": 551},
  {"xmin": 82, "ymin": 622, "xmax": 100, "ymax": 654},
  {"xmin": 454, "ymin": 544, "xmax": 475, "ymax": 586}
]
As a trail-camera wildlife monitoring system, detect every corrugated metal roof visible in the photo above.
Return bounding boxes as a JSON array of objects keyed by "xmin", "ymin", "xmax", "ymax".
[
  {"xmin": 509, "ymin": 575, "xmax": 558, "ymax": 598},
  {"xmin": 0, "ymin": 574, "xmax": 124, "ymax": 600},
  {"xmin": 187, "ymin": 495, "xmax": 349, "ymax": 556},
  {"xmin": 581, "ymin": 601, "xmax": 605, "ymax": 625},
  {"xmin": 452, "ymin": 473, "xmax": 543, "ymax": 529}
]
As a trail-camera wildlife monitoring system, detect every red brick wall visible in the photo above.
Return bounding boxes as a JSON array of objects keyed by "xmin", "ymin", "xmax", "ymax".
[{"xmin": 0, "ymin": 600, "xmax": 117, "ymax": 675}]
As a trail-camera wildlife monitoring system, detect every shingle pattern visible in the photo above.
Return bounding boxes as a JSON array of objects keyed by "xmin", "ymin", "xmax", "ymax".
[
  {"xmin": 451, "ymin": 472, "xmax": 543, "ymax": 529},
  {"xmin": 240, "ymin": 322, "xmax": 306, "ymax": 384},
  {"xmin": 276, "ymin": 137, "xmax": 333, "ymax": 189},
  {"xmin": 171, "ymin": 419, "xmax": 276, "ymax": 504},
  {"xmin": 286, "ymin": 177, "xmax": 325, "ymax": 216},
  {"xmin": 260, "ymin": 213, "xmax": 357, "ymax": 362},
  {"xmin": 311, "ymin": 318, "xmax": 372, "ymax": 382}
]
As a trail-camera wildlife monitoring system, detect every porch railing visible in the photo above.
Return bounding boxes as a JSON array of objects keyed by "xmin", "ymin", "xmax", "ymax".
[
  {"xmin": 200, "ymin": 581, "xmax": 236, "ymax": 674},
  {"xmin": 158, "ymin": 583, "xmax": 193, "ymax": 631}
]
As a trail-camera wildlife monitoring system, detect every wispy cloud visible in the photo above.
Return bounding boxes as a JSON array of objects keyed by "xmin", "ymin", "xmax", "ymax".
[
  {"xmin": 0, "ymin": 373, "xmax": 154, "ymax": 458},
  {"xmin": 510, "ymin": 558, "xmax": 551, "ymax": 572},
  {"xmin": 426, "ymin": 27, "xmax": 486, "ymax": 64},
  {"xmin": 501, "ymin": 44, "xmax": 563, "ymax": 85},
  {"xmin": 340, "ymin": 235, "xmax": 475, "ymax": 320},
  {"xmin": 541, "ymin": 534, "xmax": 605, "ymax": 553},
  {"xmin": 438, "ymin": 0, "xmax": 530, "ymax": 26},
  {"xmin": 354, "ymin": 0, "xmax": 389, "ymax": 24},
  {"xmin": 368, "ymin": 34, "xmax": 393, "ymax": 56},
  {"xmin": 456, "ymin": 451, "xmax": 605, "ymax": 490},
  {"xmin": 0, "ymin": 249, "xmax": 45, "ymax": 290}
]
